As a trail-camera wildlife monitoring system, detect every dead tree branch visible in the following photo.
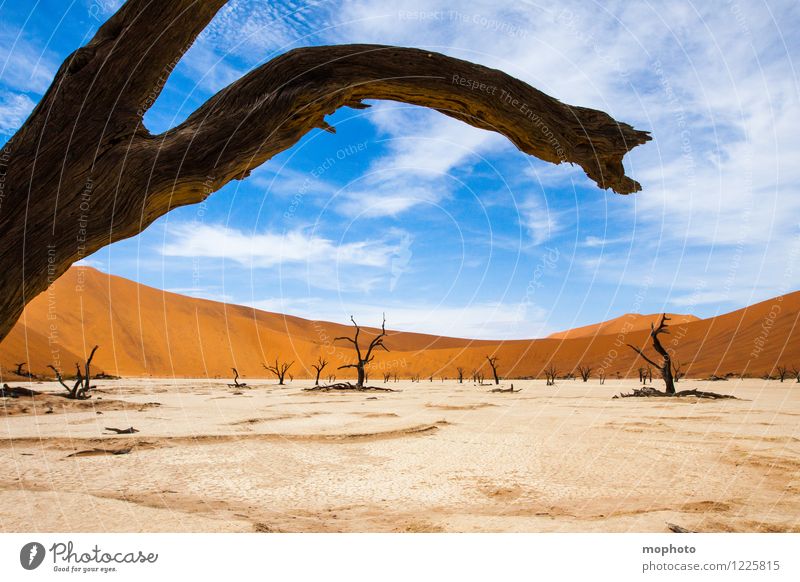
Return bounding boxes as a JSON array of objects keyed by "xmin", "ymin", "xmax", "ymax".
[{"xmin": 0, "ymin": 0, "xmax": 649, "ymax": 345}]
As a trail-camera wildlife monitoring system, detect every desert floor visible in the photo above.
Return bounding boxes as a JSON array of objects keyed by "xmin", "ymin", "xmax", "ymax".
[{"xmin": 1, "ymin": 378, "xmax": 798, "ymax": 532}]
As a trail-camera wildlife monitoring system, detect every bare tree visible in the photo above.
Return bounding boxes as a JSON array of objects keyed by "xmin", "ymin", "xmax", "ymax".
[
  {"xmin": 485, "ymin": 356, "xmax": 500, "ymax": 385},
  {"xmin": 627, "ymin": 314, "xmax": 676, "ymax": 395},
  {"xmin": 599, "ymin": 370, "xmax": 606, "ymax": 385},
  {"xmin": 48, "ymin": 345, "xmax": 99, "ymax": 399},
  {"xmin": 0, "ymin": 0, "xmax": 648, "ymax": 347},
  {"xmin": 638, "ymin": 367, "xmax": 646, "ymax": 383},
  {"xmin": 671, "ymin": 359, "xmax": 685, "ymax": 382},
  {"xmin": 227, "ymin": 367, "xmax": 247, "ymax": 388},
  {"xmin": 791, "ymin": 365, "xmax": 800, "ymax": 383},
  {"xmin": 311, "ymin": 357, "xmax": 328, "ymax": 386},
  {"xmin": 577, "ymin": 365, "xmax": 592, "ymax": 382},
  {"xmin": 334, "ymin": 315, "xmax": 389, "ymax": 389},
  {"xmin": 544, "ymin": 363, "xmax": 558, "ymax": 386},
  {"xmin": 456, "ymin": 367, "xmax": 465, "ymax": 384},
  {"xmin": 383, "ymin": 372, "xmax": 391, "ymax": 383},
  {"xmin": 263, "ymin": 358, "xmax": 294, "ymax": 385},
  {"xmin": 14, "ymin": 362, "xmax": 29, "ymax": 377},
  {"xmin": 775, "ymin": 365, "xmax": 788, "ymax": 383}
]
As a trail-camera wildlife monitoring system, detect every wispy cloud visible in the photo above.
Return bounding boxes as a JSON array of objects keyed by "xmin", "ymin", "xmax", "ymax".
[
  {"xmin": 0, "ymin": 91, "xmax": 34, "ymax": 134},
  {"xmin": 161, "ymin": 223, "xmax": 408, "ymax": 269},
  {"xmin": 519, "ymin": 196, "xmax": 563, "ymax": 246}
]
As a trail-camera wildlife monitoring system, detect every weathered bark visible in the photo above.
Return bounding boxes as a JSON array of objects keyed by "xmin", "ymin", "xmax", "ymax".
[
  {"xmin": 627, "ymin": 315, "xmax": 675, "ymax": 394},
  {"xmin": 0, "ymin": 0, "xmax": 650, "ymax": 344}
]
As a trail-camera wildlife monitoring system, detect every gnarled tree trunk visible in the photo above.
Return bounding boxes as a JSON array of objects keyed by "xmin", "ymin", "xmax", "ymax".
[{"xmin": 0, "ymin": 0, "xmax": 650, "ymax": 344}]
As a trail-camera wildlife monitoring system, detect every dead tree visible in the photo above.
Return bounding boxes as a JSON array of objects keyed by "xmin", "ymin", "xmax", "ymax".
[
  {"xmin": 0, "ymin": 0, "xmax": 649, "ymax": 347},
  {"xmin": 227, "ymin": 367, "xmax": 247, "ymax": 388},
  {"xmin": 383, "ymin": 372, "xmax": 391, "ymax": 383},
  {"xmin": 14, "ymin": 363, "xmax": 30, "ymax": 377},
  {"xmin": 485, "ymin": 356, "xmax": 501, "ymax": 385},
  {"xmin": 456, "ymin": 367, "xmax": 465, "ymax": 384},
  {"xmin": 599, "ymin": 370, "xmax": 606, "ymax": 385},
  {"xmin": 577, "ymin": 365, "xmax": 592, "ymax": 382},
  {"xmin": 544, "ymin": 363, "xmax": 558, "ymax": 386},
  {"xmin": 50, "ymin": 345, "xmax": 99, "ymax": 399},
  {"xmin": 638, "ymin": 367, "xmax": 646, "ymax": 383},
  {"xmin": 263, "ymin": 359, "xmax": 294, "ymax": 385},
  {"xmin": 311, "ymin": 357, "xmax": 328, "ymax": 386},
  {"xmin": 775, "ymin": 365, "xmax": 788, "ymax": 382},
  {"xmin": 671, "ymin": 359, "xmax": 685, "ymax": 382},
  {"xmin": 627, "ymin": 314, "xmax": 676, "ymax": 395},
  {"xmin": 792, "ymin": 365, "xmax": 800, "ymax": 383},
  {"xmin": 334, "ymin": 315, "xmax": 389, "ymax": 389}
]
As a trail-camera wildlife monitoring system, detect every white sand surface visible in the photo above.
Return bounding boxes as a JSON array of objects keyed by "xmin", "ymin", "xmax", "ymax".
[{"xmin": 1, "ymin": 378, "xmax": 797, "ymax": 532}]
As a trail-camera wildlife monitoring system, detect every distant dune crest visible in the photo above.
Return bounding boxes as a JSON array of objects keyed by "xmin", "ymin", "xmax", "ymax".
[{"xmin": 547, "ymin": 313, "xmax": 701, "ymax": 340}]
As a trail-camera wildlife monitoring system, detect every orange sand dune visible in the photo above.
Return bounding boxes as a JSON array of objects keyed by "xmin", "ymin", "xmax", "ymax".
[
  {"xmin": 548, "ymin": 312, "xmax": 700, "ymax": 339},
  {"xmin": 0, "ymin": 267, "xmax": 798, "ymax": 380}
]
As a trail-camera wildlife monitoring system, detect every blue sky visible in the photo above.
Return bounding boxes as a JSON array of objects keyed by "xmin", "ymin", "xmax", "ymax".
[{"xmin": 1, "ymin": 0, "xmax": 799, "ymax": 338}]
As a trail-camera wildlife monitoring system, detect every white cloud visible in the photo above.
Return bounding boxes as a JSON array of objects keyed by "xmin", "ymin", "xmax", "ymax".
[
  {"xmin": 161, "ymin": 223, "xmax": 408, "ymax": 269},
  {"xmin": 0, "ymin": 26, "xmax": 58, "ymax": 94},
  {"xmin": 0, "ymin": 91, "xmax": 34, "ymax": 134},
  {"xmin": 519, "ymin": 195, "xmax": 563, "ymax": 246}
]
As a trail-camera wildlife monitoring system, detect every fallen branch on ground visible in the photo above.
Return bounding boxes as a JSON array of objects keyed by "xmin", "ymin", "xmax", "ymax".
[
  {"xmin": 67, "ymin": 447, "xmax": 132, "ymax": 457},
  {"xmin": 104, "ymin": 426, "xmax": 140, "ymax": 434},
  {"xmin": 490, "ymin": 386, "xmax": 522, "ymax": 393},
  {"xmin": 666, "ymin": 522, "xmax": 695, "ymax": 533},
  {"xmin": 614, "ymin": 386, "xmax": 737, "ymax": 400},
  {"xmin": 303, "ymin": 382, "xmax": 398, "ymax": 392},
  {"xmin": 0, "ymin": 384, "xmax": 40, "ymax": 397}
]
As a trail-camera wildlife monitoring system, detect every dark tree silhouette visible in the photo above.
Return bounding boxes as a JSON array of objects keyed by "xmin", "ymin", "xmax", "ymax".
[
  {"xmin": 627, "ymin": 314, "xmax": 676, "ymax": 395},
  {"xmin": 49, "ymin": 345, "xmax": 98, "ymax": 399},
  {"xmin": 544, "ymin": 363, "xmax": 558, "ymax": 386},
  {"xmin": 485, "ymin": 356, "xmax": 500, "ymax": 385},
  {"xmin": 671, "ymin": 359, "xmax": 685, "ymax": 382},
  {"xmin": 263, "ymin": 359, "xmax": 294, "ymax": 385},
  {"xmin": 311, "ymin": 357, "xmax": 328, "ymax": 386},
  {"xmin": 0, "ymin": 0, "xmax": 649, "ymax": 346},
  {"xmin": 775, "ymin": 365, "xmax": 788, "ymax": 382},
  {"xmin": 456, "ymin": 367, "xmax": 465, "ymax": 384},
  {"xmin": 577, "ymin": 365, "xmax": 592, "ymax": 382},
  {"xmin": 334, "ymin": 315, "xmax": 389, "ymax": 389},
  {"xmin": 227, "ymin": 367, "xmax": 247, "ymax": 388}
]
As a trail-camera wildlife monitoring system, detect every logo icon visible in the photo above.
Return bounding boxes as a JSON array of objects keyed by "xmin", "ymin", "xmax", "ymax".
[{"xmin": 20, "ymin": 542, "xmax": 46, "ymax": 570}]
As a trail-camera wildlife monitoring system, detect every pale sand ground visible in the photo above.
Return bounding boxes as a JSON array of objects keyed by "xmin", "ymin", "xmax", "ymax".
[{"xmin": 1, "ymin": 378, "xmax": 797, "ymax": 533}]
